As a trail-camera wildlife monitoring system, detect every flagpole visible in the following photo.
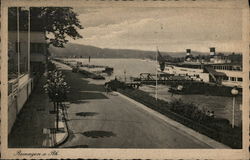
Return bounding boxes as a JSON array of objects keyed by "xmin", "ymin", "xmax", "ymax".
[
  {"xmin": 155, "ymin": 23, "xmax": 163, "ymax": 101},
  {"xmin": 17, "ymin": 7, "xmax": 20, "ymax": 80},
  {"xmin": 155, "ymin": 46, "xmax": 158, "ymax": 101},
  {"xmin": 28, "ymin": 7, "xmax": 30, "ymax": 75},
  {"xmin": 16, "ymin": 7, "xmax": 20, "ymax": 116}
]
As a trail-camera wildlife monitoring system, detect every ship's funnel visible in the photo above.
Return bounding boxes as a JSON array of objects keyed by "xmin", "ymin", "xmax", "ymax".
[
  {"xmin": 186, "ymin": 49, "xmax": 191, "ymax": 56},
  {"xmin": 185, "ymin": 49, "xmax": 192, "ymax": 61},
  {"xmin": 210, "ymin": 47, "xmax": 216, "ymax": 56}
]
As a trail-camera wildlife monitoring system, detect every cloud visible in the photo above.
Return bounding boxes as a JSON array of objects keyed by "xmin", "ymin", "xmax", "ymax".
[{"xmin": 70, "ymin": 7, "xmax": 242, "ymax": 52}]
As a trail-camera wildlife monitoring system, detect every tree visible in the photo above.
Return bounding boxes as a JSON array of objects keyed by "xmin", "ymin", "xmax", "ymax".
[{"xmin": 9, "ymin": 7, "xmax": 83, "ymax": 48}]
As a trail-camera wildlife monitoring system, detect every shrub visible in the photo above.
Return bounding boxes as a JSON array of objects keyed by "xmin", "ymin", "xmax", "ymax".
[{"xmin": 47, "ymin": 61, "xmax": 56, "ymax": 71}]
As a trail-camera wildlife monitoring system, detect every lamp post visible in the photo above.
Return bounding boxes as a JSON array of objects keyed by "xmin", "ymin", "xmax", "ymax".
[
  {"xmin": 231, "ymin": 87, "xmax": 238, "ymax": 128},
  {"xmin": 177, "ymin": 85, "xmax": 183, "ymax": 92},
  {"xmin": 176, "ymin": 84, "xmax": 183, "ymax": 97},
  {"xmin": 124, "ymin": 70, "xmax": 126, "ymax": 82},
  {"xmin": 154, "ymin": 23, "xmax": 163, "ymax": 101},
  {"xmin": 155, "ymin": 47, "xmax": 158, "ymax": 101}
]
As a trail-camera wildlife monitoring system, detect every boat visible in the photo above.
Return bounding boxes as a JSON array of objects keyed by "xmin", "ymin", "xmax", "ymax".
[{"xmin": 157, "ymin": 48, "xmax": 243, "ymax": 88}]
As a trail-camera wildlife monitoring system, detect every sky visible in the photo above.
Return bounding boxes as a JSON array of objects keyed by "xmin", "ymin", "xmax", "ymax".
[{"xmin": 69, "ymin": 6, "xmax": 243, "ymax": 53}]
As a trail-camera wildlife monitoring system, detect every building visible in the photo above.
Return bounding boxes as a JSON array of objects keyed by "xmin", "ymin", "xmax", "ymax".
[{"xmin": 8, "ymin": 7, "xmax": 47, "ymax": 133}]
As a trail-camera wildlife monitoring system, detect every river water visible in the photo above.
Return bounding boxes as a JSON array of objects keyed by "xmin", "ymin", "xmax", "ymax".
[
  {"xmin": 63, "ymin": 58, "xmax": 156, "ymax": 80},
  {"xmin": 62, "ymin": 58, "xmax": 242, "ymax": 126}
]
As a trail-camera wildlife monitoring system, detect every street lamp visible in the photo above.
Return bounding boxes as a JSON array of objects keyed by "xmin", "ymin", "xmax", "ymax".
[
  {"xmin": 155, "ymin": 47, "xmax": 158, "ymax": 101},
  {"xmin": 154, "ymin": 24, "xmax": 163, "ymax": 101},
  {"xmin": 124, "ymin": 70, "xmax": 126, "ymax": 82},
  {"xmin": 231, "ymin": 87, "xmax": 239, "ymax": 128}
]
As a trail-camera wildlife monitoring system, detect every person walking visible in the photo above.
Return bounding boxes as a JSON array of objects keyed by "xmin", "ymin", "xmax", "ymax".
[
  {"xmin": 108, "ymin": 85, "xmax": 112, "ymax": 94},
  {"xmin": 104, "ymin": 83, "xmax": 108, "ymax": 94}
]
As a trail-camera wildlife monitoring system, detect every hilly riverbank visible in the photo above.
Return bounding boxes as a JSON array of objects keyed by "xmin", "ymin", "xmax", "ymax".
[{"xmin": 49, "ymin": 43, "xmax": 214, "ymax": 59}]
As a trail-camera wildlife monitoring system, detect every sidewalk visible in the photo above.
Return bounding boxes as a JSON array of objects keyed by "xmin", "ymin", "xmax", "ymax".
[{"xmin": 8, "ymin": 75, "xmax": 68, "ymax": 148}]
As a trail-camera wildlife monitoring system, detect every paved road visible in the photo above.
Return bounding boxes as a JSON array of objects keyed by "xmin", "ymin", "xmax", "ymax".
[{"xmin": 55, "ymin": 61, "xmax": 211, "ymax": 148}]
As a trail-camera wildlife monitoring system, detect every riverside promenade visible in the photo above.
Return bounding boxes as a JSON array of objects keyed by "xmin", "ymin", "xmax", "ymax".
[
  {"xmin": 52, "ymin": 61, "xmax": 228, "ymax": 148},
  {"xmin": 8, "ymin": 60, "xmax": 229, "ymax": 148}
]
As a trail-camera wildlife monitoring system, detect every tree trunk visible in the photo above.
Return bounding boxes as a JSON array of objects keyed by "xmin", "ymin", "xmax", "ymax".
[
  {"xmin": 53, "ymin": 101, "xmax": 56, "ymax": 112},
  {"xmin": 56, "ymin": 102, "xmax": 59, "ymax": 131}
]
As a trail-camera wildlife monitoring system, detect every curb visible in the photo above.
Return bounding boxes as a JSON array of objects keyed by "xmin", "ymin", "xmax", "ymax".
[
  {"xmin": 115, "ymin": 91, "xmax": 230, "ymax": 149},
  {"xmin": 53, "ymin": 106, "xmax": 70, "ymax": 148}
]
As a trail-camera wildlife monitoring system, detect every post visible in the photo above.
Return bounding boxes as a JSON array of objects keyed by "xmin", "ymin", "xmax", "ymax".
[
  {"xmin": 17, "ymin": 7, "xmax": 20, "ymax": 79},
  {"xmin": 56, "ymin": 102, "xmax": 59, "ymax": 131},
  {"xmin": 27, "ymin": 7, "xmax": 30, "ymax": 74},
  {"xmin": 53, "ymin": 101, "xmax": 56, "ymax": 112},
  {"xmin": 231, "ymin": 87, "xmax": 238, "ymax": 128},
  {"xmin": 232, "ymin": 96, "xmax": 235, "ymax": 128},
  {"xmin": 15, "ymin": 7, "xmax": 20, "ymax": 115},
  {"xmin": 155, "ymin": 47, "xmax": 158, "ymax": 101},
  {"xmin": 124, "ymin": 70, "xmax": 126, "ymax": 82}
]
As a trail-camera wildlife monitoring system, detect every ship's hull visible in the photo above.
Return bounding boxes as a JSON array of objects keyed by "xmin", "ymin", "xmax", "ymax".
[{"xmin": 160, "ymin": 64, "xmax": 242, "ymax": 88}]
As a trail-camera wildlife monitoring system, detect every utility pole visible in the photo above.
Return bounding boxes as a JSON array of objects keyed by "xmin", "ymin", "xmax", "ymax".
[
  {"xmin": 155, "ymin": 23, "xmax": 162, "ymax": 101},
  {"xmin": 155, "ymin": 46, "xmax": 158, "ymax": 101},
  {"xmin": 124, "ymin": 70, "xmax": 126, "ymax": 82},
  {"xmin": 28, "ymin": 7, "xmax": 30, "ymax": 75}
]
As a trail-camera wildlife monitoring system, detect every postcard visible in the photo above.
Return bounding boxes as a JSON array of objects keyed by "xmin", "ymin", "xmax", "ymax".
[{"xmin": 1, "ymin": 0, "xmax": 249, "ymax": 159}]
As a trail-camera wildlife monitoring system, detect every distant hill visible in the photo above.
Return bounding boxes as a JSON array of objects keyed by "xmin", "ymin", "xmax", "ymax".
[{"xmin": 48, "ymin": 43, "xmax": 224, "ymax": 59}]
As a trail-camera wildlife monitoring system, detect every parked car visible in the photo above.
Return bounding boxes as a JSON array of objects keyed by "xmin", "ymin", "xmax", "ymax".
[{"xmin": 72, "ymin": 67, "xmax": 79, "ymax": 73}]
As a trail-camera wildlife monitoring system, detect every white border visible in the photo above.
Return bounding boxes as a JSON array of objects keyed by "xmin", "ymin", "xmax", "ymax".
[{"xmin": 1, "ymin": 0, "xmax": 249, "ymax": 159}]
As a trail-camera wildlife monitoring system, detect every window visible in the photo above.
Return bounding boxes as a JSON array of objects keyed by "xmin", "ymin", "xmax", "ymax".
[
  {"xmin": 31, "ymin": 43, "xmax": 44, "ymax": 54},
  {"xmin": 30, "ymin": 43, "xmax": 36, "ymax": 53},
  {"xmin": 8, "ymin": 41, "xmax": 18, "ymax": 80},
  {"xmin": 8, "ymin": 7, "xmax": 29, "ymax": 95},
  {"xmin": 223, "ymin": 76, "xmax": 229, "ymax": 80},
  {"xmin": 231, "ymin": 77, "xmax": 236, "ymax": 81},
  {"xmin": 237, "ymin": 77, "xmax": 243, "ymax": 82},
  {"xmin": 8, "ymin": 8, "xmax": 29, "ymax": 79},
  {"xmin": 19, "ymin": 40, "xmax": 29, "ymax": 74}
]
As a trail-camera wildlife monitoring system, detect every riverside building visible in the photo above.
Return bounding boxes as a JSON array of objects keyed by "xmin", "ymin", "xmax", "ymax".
[{"xmin": 8, "ymin": 7, "xmax": 47, "ymax": 133}]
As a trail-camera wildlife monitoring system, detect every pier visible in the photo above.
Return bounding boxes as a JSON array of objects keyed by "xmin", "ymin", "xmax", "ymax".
[{"xmin": 53, "ymin": 58, "xmax": 107, "ymax": 80}]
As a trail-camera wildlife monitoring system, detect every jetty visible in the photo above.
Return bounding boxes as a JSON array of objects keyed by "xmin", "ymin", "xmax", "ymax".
[{"xmin": 53, "ymin": 58, "xmax": 107, "ymax": 80}]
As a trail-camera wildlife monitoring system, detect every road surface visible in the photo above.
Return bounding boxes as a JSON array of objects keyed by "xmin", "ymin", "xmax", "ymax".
[{"xmin": 54, "ymin": 61, "xmax": 211, "ymax": 148}]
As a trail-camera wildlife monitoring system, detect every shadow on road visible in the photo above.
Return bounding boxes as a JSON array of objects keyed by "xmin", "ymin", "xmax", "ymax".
[
  {"xmin": 69, "ymin": 100, "xmax": 89, "ymax": 104},
  {"xmin": 81, "ymin": 130, "xmax": 116, "ymax": 138},
  {"xmin": 75, "ymin": 112, "xmax": 99, "ymax": 117},
  {"xmin": 69, "ymin": 91, "xmax": 108, "ymax": 102},
  {"xmin": 60, "ymin": 69, "xmax": 109, "ymax": 103},
  {"xmin": 63, "ymin": 70, "xmax": 106, "ymax": 91}
]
